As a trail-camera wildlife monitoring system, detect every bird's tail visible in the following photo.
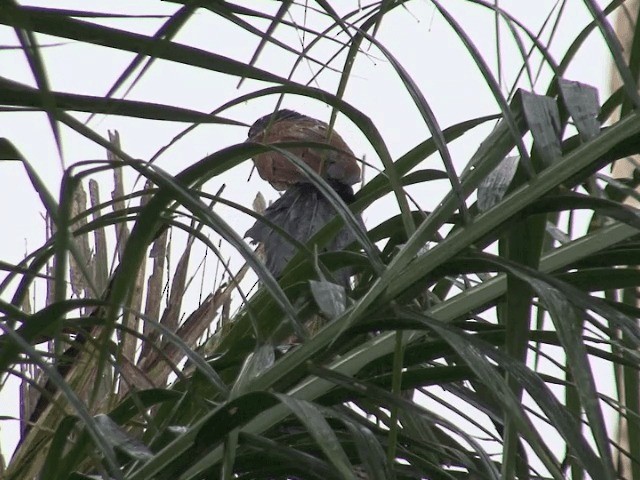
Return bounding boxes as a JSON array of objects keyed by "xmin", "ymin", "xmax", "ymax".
[{"xmin": 246, "ymin": 182, "xmax": 359, "ymax": 287}]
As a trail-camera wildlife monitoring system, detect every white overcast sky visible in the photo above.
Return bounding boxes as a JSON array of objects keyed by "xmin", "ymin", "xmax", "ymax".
[{"xmin": 0, "ymin": 0, "xmax": 612, "ymax": 465}]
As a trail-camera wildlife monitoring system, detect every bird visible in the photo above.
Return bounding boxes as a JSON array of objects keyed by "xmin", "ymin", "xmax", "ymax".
[{"xmin": 245, "ymin": 109, "xmax": 361, "ymax": 287}]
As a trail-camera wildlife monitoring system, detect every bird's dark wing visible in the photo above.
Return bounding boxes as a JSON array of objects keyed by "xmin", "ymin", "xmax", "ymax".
[{"xmin": 246, "ymin": 182, "xmax": 359, "ymax": 287}]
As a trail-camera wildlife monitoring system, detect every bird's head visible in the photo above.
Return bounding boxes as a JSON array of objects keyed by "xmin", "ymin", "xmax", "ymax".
[{"xmin": 247, "ymin": 109, "xmax": 307, "ymax": 139}]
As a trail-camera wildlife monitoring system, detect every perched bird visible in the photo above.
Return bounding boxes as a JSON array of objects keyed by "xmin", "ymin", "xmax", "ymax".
[{"xmin": 245, "ymin": 109, "xmax": 361, "ymax": 286}]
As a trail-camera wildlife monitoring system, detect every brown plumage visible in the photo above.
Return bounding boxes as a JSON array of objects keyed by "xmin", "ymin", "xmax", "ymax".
[{"xmin": 247, "ymin": 110, "xmax": 360, "ymax": 190}]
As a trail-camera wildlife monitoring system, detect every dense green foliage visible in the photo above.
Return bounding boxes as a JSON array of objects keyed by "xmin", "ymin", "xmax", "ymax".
[{"xmin": 1, "ymin": 1, "xmax": 640, "ymax": 479}]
